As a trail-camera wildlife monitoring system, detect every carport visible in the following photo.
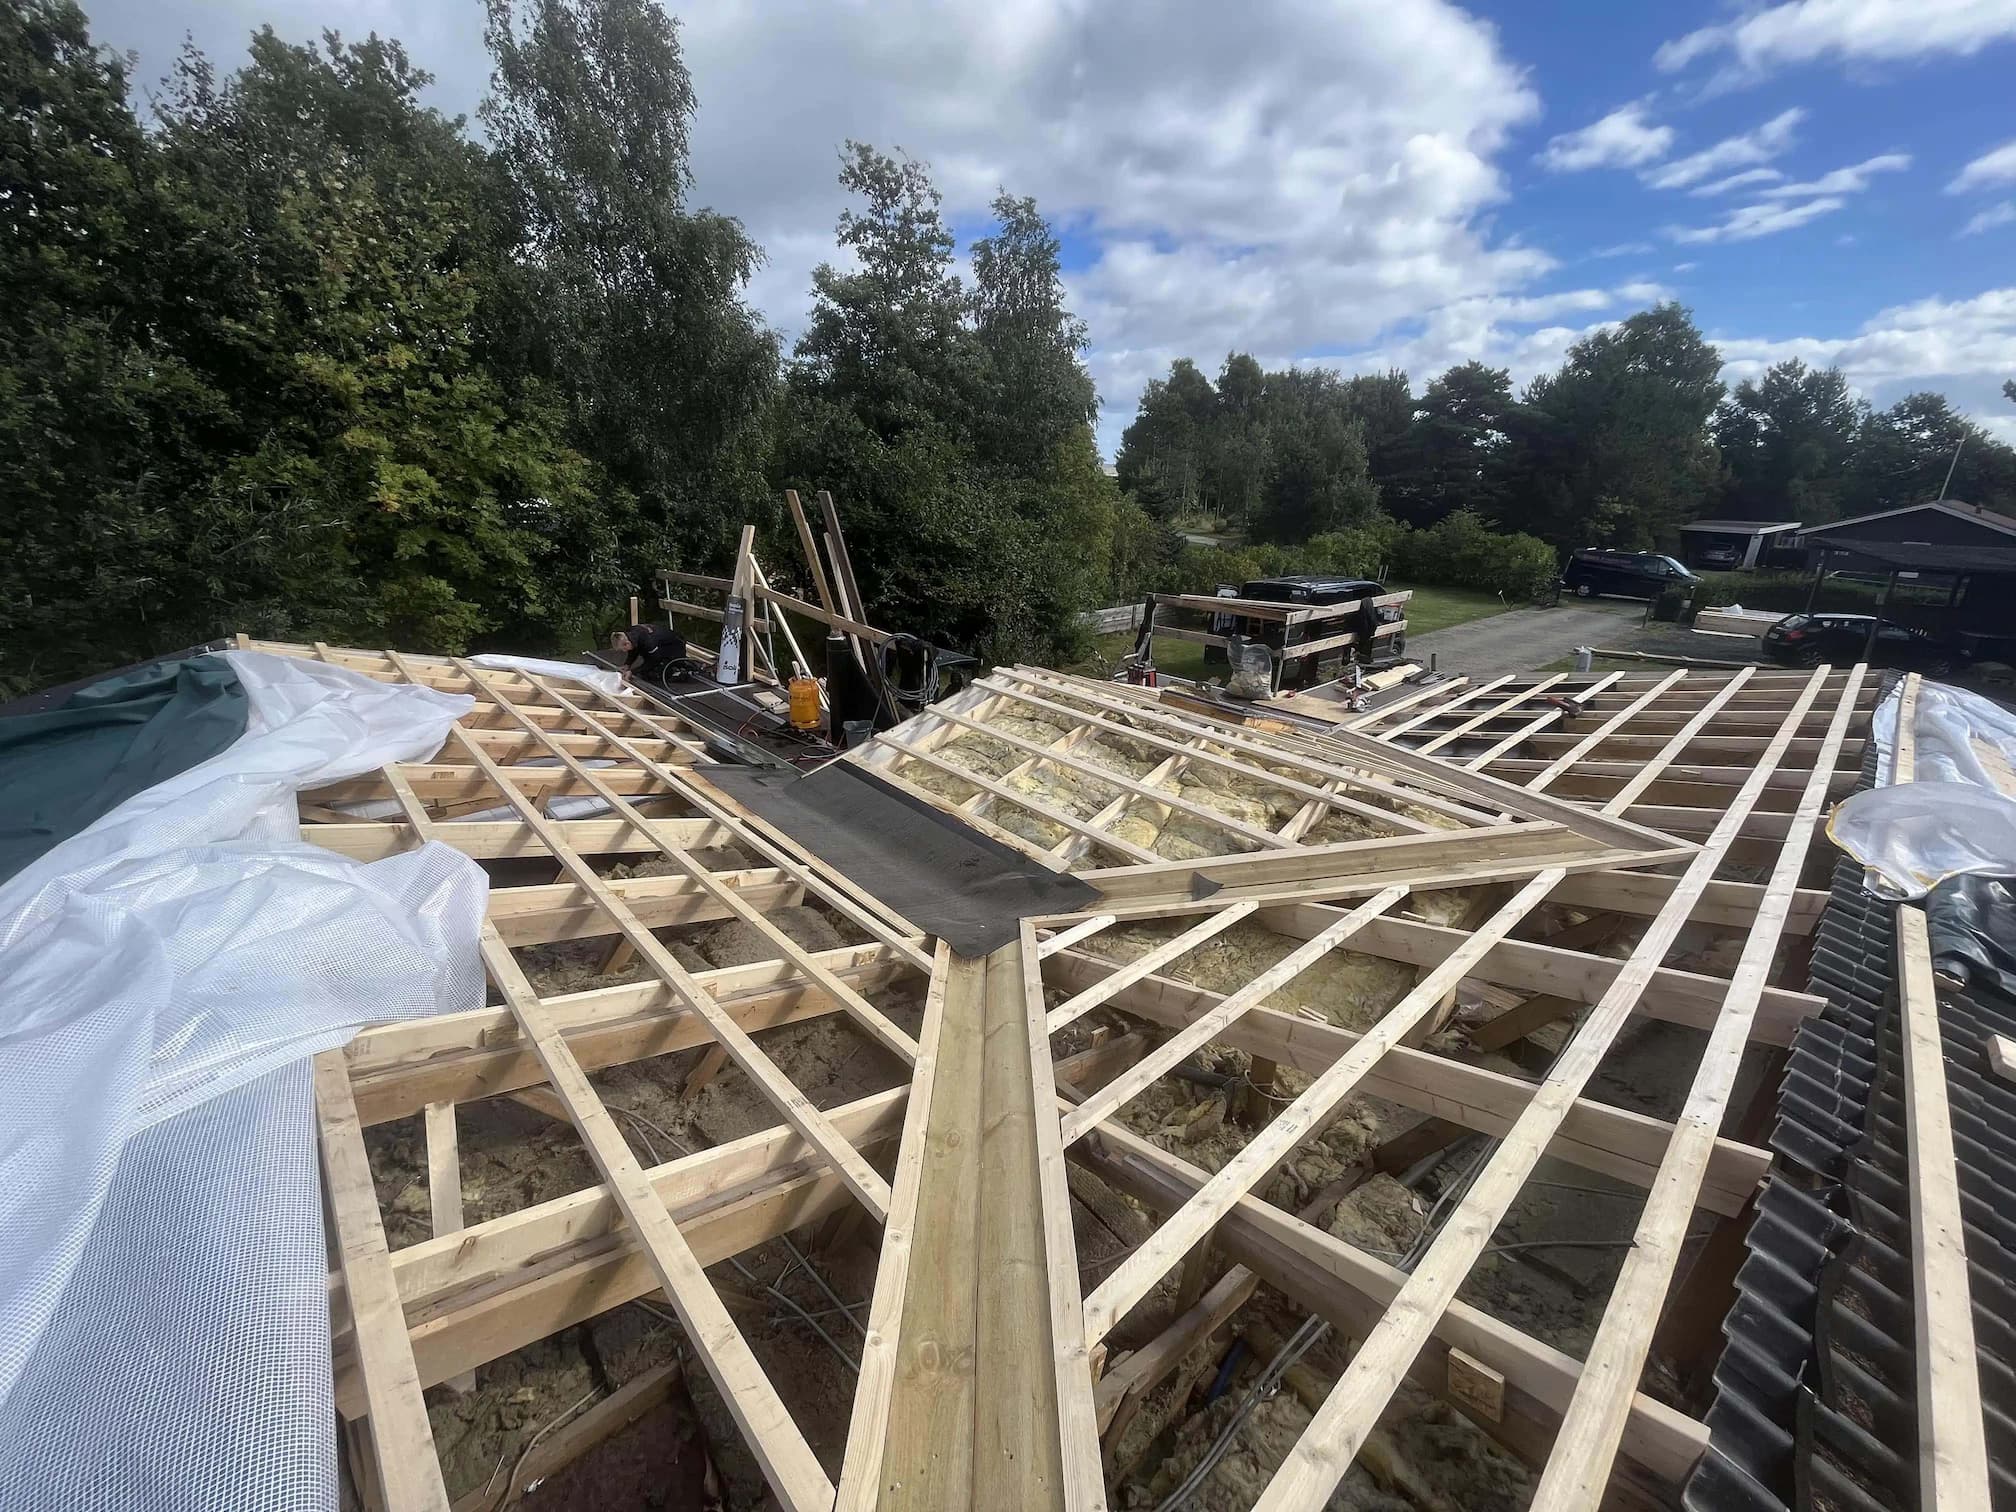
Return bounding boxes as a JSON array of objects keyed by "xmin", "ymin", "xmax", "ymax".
[{"xmin": 1797, "ymin": 537, "xmax": 2016, "ymax": 659}]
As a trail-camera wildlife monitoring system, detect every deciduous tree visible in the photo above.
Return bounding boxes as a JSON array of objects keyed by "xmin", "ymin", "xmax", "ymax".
[{"xmin": 483, "ymin": 0, "xmax": 779, "ymax": 584}]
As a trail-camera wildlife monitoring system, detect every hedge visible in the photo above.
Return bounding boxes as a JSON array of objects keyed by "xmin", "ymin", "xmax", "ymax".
[
  {"xmin": 1119, "ymin": 510, "xmax": 1556, "ymax": 603},
  {"xmin": 1689, "ymin": 569, "xmax": 1958, "ymax": 615}
]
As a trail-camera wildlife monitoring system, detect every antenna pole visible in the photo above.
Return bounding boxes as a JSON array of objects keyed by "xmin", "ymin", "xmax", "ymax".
[{"xmin": 1937, "ymin": 434, "xmax": 1966, "ymax": 501}]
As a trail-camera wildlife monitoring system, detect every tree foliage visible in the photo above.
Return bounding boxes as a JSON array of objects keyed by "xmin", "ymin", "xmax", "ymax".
[
  {"xmin": 1117, "ymin": 302, "xmax": 2016, "ymax": 581},
  {"xmin": 1714, "ymin": 359, "xmax": 1864, "ymax": 524},
  {"xmin": 146, "ymin": 29, "xmax": 592, "ymax": 651},
  {"xmin": 1497, "ymin": 304, "xmax": 1726, "ymax": 550},
  {"xmin": 1, "ymin": 6, "xmax": 600, "ymax": 682},
  {"xmin": 6, "ymin": 0, "xmax": 2014, "ymax": 698},
  {"xmin": 1843, "ymin": 391, "xmax": 2016, "ymax": 515},
  {"xmin": 0, "ymin": 0, "xmax": 783, "ymax": 693},
  {"xmin": 778, "ymin": 145, "xmax": 1111, "ymax": 663},
  {"xmin": 1114, "ymin": 356, "xmax": 1382, "ymax": 538},
  {"xmin": 481, "ymin": 0, "xmax": 779, "ymax": 577}
]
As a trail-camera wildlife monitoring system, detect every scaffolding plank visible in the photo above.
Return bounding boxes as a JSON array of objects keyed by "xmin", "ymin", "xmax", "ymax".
[{"xmin": 1899, "ymin": 902, "xmax": 1991, "ymax": 1510}]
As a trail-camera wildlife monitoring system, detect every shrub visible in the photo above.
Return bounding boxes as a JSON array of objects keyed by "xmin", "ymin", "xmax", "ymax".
[
  {"xmin": 1100, "ymin": 508, "xmax": 1553, "ymax": 607},
  {"xmin": 1688, "ymin": 570, "xmax": 1818, "ymax": 612},
  {"xmin": 1388, "ymin": 511, "xmax": 1557, "ymax": 598}
]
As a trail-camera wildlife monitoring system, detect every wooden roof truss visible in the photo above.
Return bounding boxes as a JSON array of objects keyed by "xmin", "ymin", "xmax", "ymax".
[
  {"xmin": 848, "ymin": 666, "xmax": 1693, "ymax": 911},
  {"xmin": 273, "ymin": 639, "xmax": 1884, "ymax": 1511}
]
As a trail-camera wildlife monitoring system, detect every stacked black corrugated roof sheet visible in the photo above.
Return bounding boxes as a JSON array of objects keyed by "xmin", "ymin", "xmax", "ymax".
[{"xmin": 1686, "ymin": 739, "xmax": 2016, "ymax": 1511}]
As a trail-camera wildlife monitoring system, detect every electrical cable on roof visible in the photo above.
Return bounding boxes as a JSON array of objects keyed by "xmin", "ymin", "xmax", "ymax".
[
  {"xmin": 876, "ymin": 633, "xmax": 942, "ymax": 714},
  {"xmin": 620, "ymin": 1108, "xmax": 863, "ymax": 1374},
  {"xmin": 1155, "ymin": 1019, "xmax": 1608, "ymax": 1509}
]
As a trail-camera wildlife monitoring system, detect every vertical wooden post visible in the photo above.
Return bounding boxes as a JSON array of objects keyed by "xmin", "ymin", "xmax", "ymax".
[
  {"xmin": 1863, "ymin": 569, "xmax": 1897, "ymax": 662},
  {"xmin": 423, "ymin": 1102, "xmax": 475, "ymax": 1393},
  {"xmin": 1236, "ymin": 1057, "xmax": 1279, "ymax": 1127},
  {"xmin": 784, "ymin": 489, "xmax": 838, "ymax": 616}
]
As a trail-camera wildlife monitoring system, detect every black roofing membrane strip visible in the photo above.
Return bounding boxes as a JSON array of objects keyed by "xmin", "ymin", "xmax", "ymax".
[{"xmin": 698, "ymin": 760, "xmax": 1100, "ymax": 958}]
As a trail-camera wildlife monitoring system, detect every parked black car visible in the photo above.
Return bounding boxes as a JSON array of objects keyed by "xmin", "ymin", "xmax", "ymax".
[
  {"xmin": 1761, "ymin": 613, "xmax": 1969, "ymax": 673},
  {"xmin": 1560, "ymin": 550, "xmax": 1698, "ymax": 600}
]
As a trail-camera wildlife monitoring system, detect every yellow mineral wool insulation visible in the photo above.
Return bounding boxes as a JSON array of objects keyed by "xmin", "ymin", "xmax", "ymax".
[
  {"xmin": 1072, "ymin": 734, "xmax": 1164, "ymax": 779},
  {"xmin": 997, "ymin": 806, "xmax": 1071, "ymax": 849},
  {"xmin": 1116, "ymin": 807, "xmax": 1262, "ymax": 861},
  {"xmin": 1402, "ymin": 886, "xmax": 1485, "ymax": 927},
  {"xmin": 929, "ymin": 731, "xmax": 1026, "ymax": 778},
  {"xmin": 901, "ymin": 760, "xmax": 983, "ymax": 806},
  {"xmin": 1110, "ymin": 1048, "xmax": 1392, "ymax": 1197},
  {"xmin": 1173, "ymin": 767, "xmax": 1302, "ymax": 826},
  {"xmin": 1083, "ymin": 917, "xmax": 1420, "ymax": 1033},
  {"xmin": 1003, "ymin": 764, "xmax": 1116, "ymax": 819},
  {"xmin": 1305, "ymin": 810, "xmax": 1390, "ymax": 846},
  {"xmin": 1153, "ymin": 816, "xmax": 1241, "ymax": 861}
]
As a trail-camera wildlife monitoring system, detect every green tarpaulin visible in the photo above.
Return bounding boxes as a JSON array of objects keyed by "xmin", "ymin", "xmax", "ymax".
[{"xmin": 0, "ymin": 656, "xmax": 249, "ymax": 883}]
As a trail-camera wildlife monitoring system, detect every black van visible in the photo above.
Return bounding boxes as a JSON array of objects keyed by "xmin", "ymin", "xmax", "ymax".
[{"xmin": 1560, "ymin": 550, "xmax": 1697, "ymax": 600}]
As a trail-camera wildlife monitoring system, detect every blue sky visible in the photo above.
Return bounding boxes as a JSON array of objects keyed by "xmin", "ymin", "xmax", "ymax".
[{"xmin": 84, "ymin": 0, "xmax": 2016, "ymax": 457}]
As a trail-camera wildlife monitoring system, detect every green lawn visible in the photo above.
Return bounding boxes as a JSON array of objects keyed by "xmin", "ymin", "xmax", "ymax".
[
  {"xmin": 1067, "ymin": 582, "xmax": 1512, "ymax": 680},
  {"xmin": 1385, "ymin": 582, "xmax": 1516, "ymax": 635}
]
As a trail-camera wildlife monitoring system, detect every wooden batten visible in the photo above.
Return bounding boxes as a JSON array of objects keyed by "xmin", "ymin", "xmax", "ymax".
[{"xmin": 240, "ymin": 627, "xmax": 1893, "ymax": 1512}]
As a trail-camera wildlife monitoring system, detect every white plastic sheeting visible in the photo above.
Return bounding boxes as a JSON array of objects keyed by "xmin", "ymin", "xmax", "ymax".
[
  {"xmin": 1829, "ymin": 679, "xmax": 2016, "ymax": 899},
  {"xmin": 467, "ymin": 652, "xmax": 625, "ymax": 699},
  {"xmin": 0, "ymin": 651, "xmax": 488, "ymax": 1512},
  {"xmin": 334, "ymin": 757, "xmax": 621, "ymax": 824}
]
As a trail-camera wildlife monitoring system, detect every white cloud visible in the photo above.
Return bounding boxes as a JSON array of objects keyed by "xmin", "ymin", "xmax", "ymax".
[
  {"xmin": 1716, "ymin": 288, "xmax": 2016, "ymax": 444},
  {"xmin": 1330, "ymin": 285, "xmax": 2016, "ymax": 449},
  {"xmin": 1674, "ymin": 261, "xmax": 1700, "ymax": 272},
  {"xmin": 1689, "ymin": 168, "xmax": 1785, "ymax": 197},
  {"xmin": 1670, "ymin": 196, "xmax": 1847, "ymax": 244},
  {"xmin": 1642, "ymin": 109, "xmax": 1806, "ymax": 189},
  {"xmin": 1949, "ymin": 139, "xmax": 2016, "ymax": 193},
  {"xmin": 1537, "ymin": 102, "xmax": 1674, "ymax": 171},
  {"xmin": 1319, "ymin": 298, "xmax": 1648, "ymax": 391},
  {"xmin": 1657, "ymin": 0, "xmax": 2016, "ymax": 80},
  {"xmin": 72, "ymin": 0, "xmax": 2016, "ymax": 462},
  {"xmin": 667, "ymin": 0, "xmax": 1563, "ymax": 450},
  {"xmin": 1759, "ymin": 152, "xmax": 1911, "ymax": 197},
  {"xmin": 1718, "ymin": 289, "xmax": 2016, "ymax": 387},
  {"xmin": 1961, "ymin": 201, "xmax": 2016, "ymax": 235}
]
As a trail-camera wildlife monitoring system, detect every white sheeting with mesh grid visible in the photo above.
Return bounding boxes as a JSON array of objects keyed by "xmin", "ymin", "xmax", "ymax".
[
  {"xmin": 1831, "ymin": 678, "xmax": 2016, "ymax": 898},
  {"xmin": 0, "ymin": 651, "xmax": 488, "ymax": 1512},
  {"xmin": 466, "ymin": 652, "xmax": 626, "ymax": 699}
]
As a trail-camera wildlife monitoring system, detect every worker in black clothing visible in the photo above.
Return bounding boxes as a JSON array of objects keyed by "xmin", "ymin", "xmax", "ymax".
[{"xmin": 610, "ymin": 624, "xmax": 689, "ymax": 686}]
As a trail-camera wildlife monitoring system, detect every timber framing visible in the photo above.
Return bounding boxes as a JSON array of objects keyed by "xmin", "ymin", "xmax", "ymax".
[
  {"xmin": 235, "ymin": 626, "xmax": 1902, "ymax": 1511},
  {"xmin": 846, "ymin": 665, "xmax": 1692, "ymax": 908}
]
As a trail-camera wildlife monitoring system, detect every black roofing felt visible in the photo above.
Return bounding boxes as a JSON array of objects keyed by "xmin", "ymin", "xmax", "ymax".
[
  {"xmin": 1686, "ymin": 734, "xmax": 2016, "ymax": 1512},
  {"xmin": 0, "ymin": 654, "xmax": 249, "ymax": 884}
]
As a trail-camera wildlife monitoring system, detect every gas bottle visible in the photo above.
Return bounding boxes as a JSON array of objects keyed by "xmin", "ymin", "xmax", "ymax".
[{"xmin": 788, "ymin": 675, "xmax": 823, "ymax": 732}]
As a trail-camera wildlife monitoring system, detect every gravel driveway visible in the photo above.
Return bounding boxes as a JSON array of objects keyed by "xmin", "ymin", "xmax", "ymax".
[{"xmin": 1404, "ymin": 598, "xmax": 1644, "ymax": 682}]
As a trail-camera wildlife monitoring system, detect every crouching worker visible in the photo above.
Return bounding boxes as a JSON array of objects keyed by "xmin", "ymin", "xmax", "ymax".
[{"xmin": 610, "ymin": 623, "xmax": 688, "ymax": 686}]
